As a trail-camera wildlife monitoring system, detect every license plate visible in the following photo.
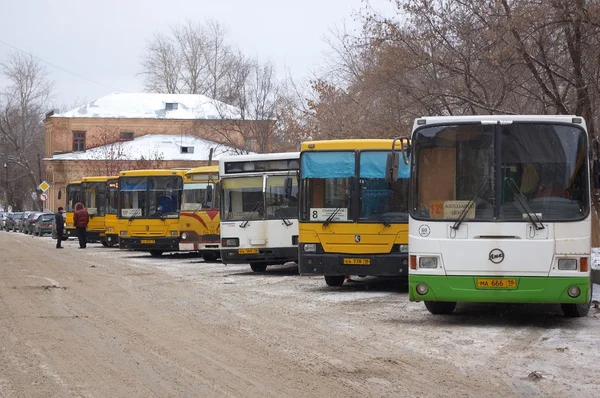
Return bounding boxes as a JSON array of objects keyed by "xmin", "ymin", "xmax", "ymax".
[
  {"xmin": 343, "ymin": 258, "xmax": 371, "ymax": 265},
  {"xmin": 476, "ymin": 278, "xmax": 517, "ymax": 289},
  {"xmin": 140, "ymin": 239, "xmax": 155, "ymax": 244},
  {"xmin": 238, "ymin": 248, "xmax": 259, "ymax": 254}
]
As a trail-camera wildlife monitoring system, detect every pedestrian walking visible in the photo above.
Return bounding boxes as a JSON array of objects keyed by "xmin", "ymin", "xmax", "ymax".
[
  {"xmin": 73, "ymin": 202, "xmax": 89, "ymax": 249},
  {"xmin": 55, "ymin": 207, "xmax": 65, "ymax": 249}
]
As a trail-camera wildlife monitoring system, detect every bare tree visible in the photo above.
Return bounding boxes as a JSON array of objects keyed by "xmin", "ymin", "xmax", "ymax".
[
  {"xmin": 139, "ymin": 32, "xmax": 181, "ymax": 93},
  {"xmin": 0, "ymin": 51, "xmax": 53, "ymax": 210}
]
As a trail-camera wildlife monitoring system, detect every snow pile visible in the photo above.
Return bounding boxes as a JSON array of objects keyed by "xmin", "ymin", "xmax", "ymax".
[
  {"xmin": 47, "ymin": 134, "xmax": 246, "ymax": 161},
  {"xmin": 54, "ymin": 93, "xmax": 241, "ymax": 120}
]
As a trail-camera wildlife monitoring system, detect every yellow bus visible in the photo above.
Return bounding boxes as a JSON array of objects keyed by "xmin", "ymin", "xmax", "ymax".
[
  {"xmin": 118, "ymin": 169, "xmax": 186, "ymax": 257},
  {"xmin": 180, "ymin": 166, "xmax": 221, "ymax": 262},
  {"xmin": 298, "ymin": 139, "xmax": 410, "ymax": 286},
  {"xmin": 65, "ymin": 180, "xmax": 82, "ymax": 239},
  {"xmin": 104, "ymin": 177, "xmax": 119, "ymax": 247},
  {"xmin": 81, "ymin": 176, "xmax": 110, "ymax": 245}
]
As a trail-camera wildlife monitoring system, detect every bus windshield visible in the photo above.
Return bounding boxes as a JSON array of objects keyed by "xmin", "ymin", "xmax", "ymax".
[
  {"xmin": 300, "ymin": 150, "xmax": 409, "ymax": 222},
  {"xmin": 119, "ymin": 176, "xmax": 183, "ymax": 219},
  {"xmin": 265, "ymin": 175, "xmax": 298, "ymax": 220},
  {"xmin": 66, "ymin": 184, "xmax": 82, "ymax": 212},
  {"xmin": 221, "ymin": 176, "xmax": 264, "ymax": 221},
  {"xmin": 182, "ymin": 181, "xmax": 220, "ymax": 211},
  {"xmin": 412, "ymin": 122, "xmax": 589, "ymax": 221},
  {"xmin": 82, "ymin": 182, "xmax": 106, "ymax": 216},
  {"xmin": 106, "ymin": 180, "xmax": 118, "ymax": 215}
]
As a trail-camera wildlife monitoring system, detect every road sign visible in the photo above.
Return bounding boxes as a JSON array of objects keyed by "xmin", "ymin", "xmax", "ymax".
[
  {"xmin": 38, "ymin": 181, "xmax": 50, "ymax": 192},
  {"xmin": 40, "ymin": 193, "xmax": 48, "ymax": 202}
]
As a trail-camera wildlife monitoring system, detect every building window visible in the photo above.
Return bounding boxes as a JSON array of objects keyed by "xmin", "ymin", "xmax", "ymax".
[
  {"xmin": 181, "ymin": 146, "xmax": 194, "ymax": 154},
  {"xmin": 166, "ymin": 102, "xmax": 178, "ymax": 111},
  {"xmin": 120, "ymin": 132, "xmax": 134, "ymax": 141},
  {"xmin": 72, "ymin": 131, "xmax": 86, "ymax": 152}
]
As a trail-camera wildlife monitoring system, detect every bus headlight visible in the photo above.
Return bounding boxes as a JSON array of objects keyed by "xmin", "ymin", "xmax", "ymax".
[
  {"xmin": 419, "ymin": 257, "xmax": 438, "ymax": 269},
  {"xmin": 107, "ymin": 227, "xmax": 114, "ymax": 232},
  {"xmin": 67, "ymin": 222, "xmax": 74, "ymax": 227},
  {"xmin": 416, "ymin": 283, "xmax": 429, "ymax": 295},
  {"xmin": 399, "ymin": 244, "xmax": 409, "ymax": 253},
  {"xmin": 170, "ymin": 231, "xmax": 178, "ymax": 236},
  {"xmin": 181, "ymin": 232, "xmax": 188, "ymax": 240},
  {"xmin": 222, "ymin": 238, "xmax": 239, "ymax": 247},
  {"xmin": 304, "ymin": 244, "xmax": 317, "ymax": 252},
  {"xmin": 558, "ymin": 259, "xmax": 577, "ymax": 270},
  {"xmin": 120, "ymin": 231, "xmax": 127, "ymax": 236},
  {"xmin": 567, "ymin": 285, "xmax": 581, "ymax": 298}
]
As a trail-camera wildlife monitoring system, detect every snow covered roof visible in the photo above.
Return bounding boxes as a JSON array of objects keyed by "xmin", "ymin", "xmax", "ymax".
[
  {"xmin": 45, "ymin": 134, "xmax": 247, "ymax": 161},
  {"xmin": 53, "ymin": 93, "xmax": 241, "ymax": 120}
]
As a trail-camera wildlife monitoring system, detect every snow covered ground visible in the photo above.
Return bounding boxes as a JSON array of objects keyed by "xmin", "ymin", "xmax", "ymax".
[{"xmin": 592, "ymin": 247, "xmax": 600, "ymax": 270}]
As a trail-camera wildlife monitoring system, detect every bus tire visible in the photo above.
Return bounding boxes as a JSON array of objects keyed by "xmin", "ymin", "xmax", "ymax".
[
  {"xmin": 202, "ymin": 252, "xmax": 218, "ymax": 263},
  {"xmin": 424, "ymin": 301, "xmax": 457, "ymax": 315},
  {"xmin": 250, "ymin": 263, "xmax": 267, "ymax": 272},
  {"xmin": 561, "ymin": 283, "xmax": 592, "ymax": 317},
  {"xmin": 149, "ymin": 250, "xmax": 163, "ymax": 257},
  {"xmin": 324, "ymin": 275, "xmax": 345, "ymax": 287},
  {"xmin": 101, "ymin": 241, "xmax": 109, "ymax": 247}
]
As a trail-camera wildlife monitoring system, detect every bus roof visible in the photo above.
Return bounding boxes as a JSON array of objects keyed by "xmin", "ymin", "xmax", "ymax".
[
  {"xmin": 67, "ymin": 180, "xmax": 81, "ymax": 185},
  {"xmin": 119, "ymin": 169, "xmax": 187, "ymax": 177},
  {"xmin": 186, "ymin": 165, "xmax": 219, "ymax": 175},
  {"xmin": 413, "ymin": 115, "xmax": 586, "ymax": 130},
  {"xmin": 219, "ymin": 152, "xmax": 299, "ymax": 163},
  {"xmin": 81, "ymin": 176, "xmax": 112, "ymax": 182},
  {"xmin": 301, "ymin": 139, "xmax": 409, "ymax": 151}
]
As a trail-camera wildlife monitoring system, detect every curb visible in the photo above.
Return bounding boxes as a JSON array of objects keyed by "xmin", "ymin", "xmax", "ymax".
[{"xmin": 592, "ymin": 269, "xmax": 600, "ymax": 284}]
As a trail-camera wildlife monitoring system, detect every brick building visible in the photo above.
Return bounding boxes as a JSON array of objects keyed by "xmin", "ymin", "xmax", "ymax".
[{"xmin": 44, "ymin": 93, "xmax": 266, "ymax": 210}]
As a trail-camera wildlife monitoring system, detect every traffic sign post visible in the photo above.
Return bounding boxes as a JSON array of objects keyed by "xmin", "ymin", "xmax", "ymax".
[{"xmin": 38, "ymin": 181, "xmax": 50, "ymax": 192}]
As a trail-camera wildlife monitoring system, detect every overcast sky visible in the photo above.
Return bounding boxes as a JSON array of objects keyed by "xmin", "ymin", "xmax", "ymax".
[{"xmin": 0, "ymin": 0, "xmax": 395, "ymax": 109}]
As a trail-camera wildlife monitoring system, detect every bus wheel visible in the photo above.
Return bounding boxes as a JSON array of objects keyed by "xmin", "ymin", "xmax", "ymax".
[
  {"xmin": 101, "ymin": 240, "xmax": 109, "ymax": 247},
  {"xmin": 149, "ymin": 250, "xmax": 163, "ymax": 257},
  {"xmin": 424, "ymin": 301, "xmax": 456, "ymax": 315},
  {"xmin": 250, "ymin": 263, "xmax": 267, "ymax": 272},
  {"xmin": 324, "ymin": 275, "xmax": 345, "ymax": 287},
  {"xmin": 561, "ymin": 284, "xmax": 592, "ymax": 317},
  {"xmin": 202, "ymin": 252, "xmax": 218, "ymax": 263}
]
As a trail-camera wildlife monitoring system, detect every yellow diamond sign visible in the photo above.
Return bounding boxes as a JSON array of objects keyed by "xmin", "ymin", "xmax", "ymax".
[{"xmin": 38, "ymin": 181, "xmax": 50, "ymax": 192}]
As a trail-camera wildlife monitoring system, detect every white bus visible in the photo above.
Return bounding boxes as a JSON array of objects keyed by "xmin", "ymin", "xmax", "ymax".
[
  {"xmin": 219, "ymin": 152, "xmax": 300, "ymax": 272},
  {"xmin": 407, "ymin": 115, "xmax": 594, "ymax": 317}
]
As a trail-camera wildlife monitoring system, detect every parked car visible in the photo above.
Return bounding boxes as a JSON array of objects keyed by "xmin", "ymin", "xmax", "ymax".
[
  {"xmin": 22, "ymin": 212, "xmax": 40, "ymax": 234},
  {"xmin": 19, "ymin": 211, "xmax": 33, "ymax": 233},
  {"xmin": 32, "ymin": 213, "xmax": 54, "ymax": 236},
  {"xmin": 52, "ymin": 212, "xmax": 68, "ymax": 241},
  {"xmin": 26, "ymin": 213, "xmax": 45, "ymax": 235},
  {"xmin": 6, "ymin": 212, "xmax": 23, "ymax": 231}
]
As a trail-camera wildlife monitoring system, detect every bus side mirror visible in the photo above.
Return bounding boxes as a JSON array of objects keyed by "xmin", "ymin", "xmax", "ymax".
[
  {"xmin": 386, "ymin": 152, "xmax": 399, "ymax": 183},
  {"xmin": 593, "ymin": 159, "xmax": 600, "ymax": 189},
  {"xmin": 205, "ymin": 185, "xmax": 213, "ymax": 204},
  {"xmin": 57, "ymin": 189, "xmax": 62, "ymax": 200},
  {"xmin": 284, "ymin": 177, "xmax": 293, "ymax": 199},
  {"xmin": 400, "ymin": 139, "xmax": 411, "ymax": 165}
]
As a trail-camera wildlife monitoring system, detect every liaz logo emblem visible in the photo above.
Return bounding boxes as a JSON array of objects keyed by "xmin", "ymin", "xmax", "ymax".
[
  {"xmin": 489, "ymin": 249, "xmax": 505, "ymax": 264},
  {"xmin": 354, "ymin": 235, "xmax": 361, "ymax": 243},
  {"xmin": 145, "ymin": 226, "xmax": 150, "ymax": 231}
]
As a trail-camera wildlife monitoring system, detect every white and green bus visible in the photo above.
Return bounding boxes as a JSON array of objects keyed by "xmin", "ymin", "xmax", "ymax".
[{"xmin": 406, "ymin": 115, "xmax": 594, "ymax": 317}]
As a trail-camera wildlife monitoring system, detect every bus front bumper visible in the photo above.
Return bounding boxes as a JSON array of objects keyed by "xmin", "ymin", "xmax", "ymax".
[
  {"xmin": 221, "ymin": 247, "xmax": 298, "ymax": 265},
  {"xmin": 119, "ymin": 237, "xmax": 180, "ymax": 251},
  {"xmin": 298, "ymin": 252, "xmax": 409, "ymax": 277},
  {"xmin": 409, "ymin": 275, "xmax": 591, "ymax": 304},
  {"xmin": 86, "ymin": 230, "xmax": 105, "ymax": 242}
]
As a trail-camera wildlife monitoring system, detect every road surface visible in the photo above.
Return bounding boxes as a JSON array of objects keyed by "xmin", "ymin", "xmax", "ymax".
[{"xmin": 1, "ymin": 231, "xmax": 599, "ymax": 397}]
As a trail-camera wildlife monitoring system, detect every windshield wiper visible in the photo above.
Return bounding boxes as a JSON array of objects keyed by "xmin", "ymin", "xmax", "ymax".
[
  {"xmin": 452, "ymin": 177, "xmax": 489, "ymax": 230},
  {"xmin": 504, "ymin": 177, "xmax": 545, "ymax": 230},
  {"xmin": 128, "ymin": 207, "xmax": 142, "ymax": 221},
  {"xmin": 370, "ymin": 212, "xmax": 391, "ymax": 227},
  {"xmin": 240, "ymin": 201, "xmax": 264, "ymax": 228},
  {"xmin": 323, "ymin": 192, "xmax": 350, "ymax": 228}
]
